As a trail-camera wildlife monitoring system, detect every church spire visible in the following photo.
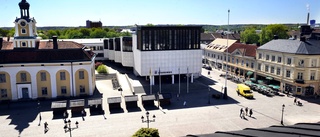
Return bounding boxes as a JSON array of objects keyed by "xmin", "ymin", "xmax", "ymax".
[{"xmin": 19, "ymin": 0, "xmax": 30, "ymax": 18}]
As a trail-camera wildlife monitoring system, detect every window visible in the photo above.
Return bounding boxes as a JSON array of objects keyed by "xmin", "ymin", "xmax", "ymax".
[
  {"xmin": 228, "ymin": 56, "xmax": 230, "ymax": 62},
  {"xmin": 287, "ymin": 58, "xmax": 292, "ymax": 65},
  {"xmin": 21, "ymin": 29, "xmax": 26, "ymax": 34},
  {"xmin": 79, "ymin": 71, "xmax": 84, "ymax": 79},
  {"xmin": 0, "ymin": 74, "xmax": 6, "ymax": 83},
  {"xmin": 276, "ymin": 67, "xmax": 281, "ymax": 75},
  {"xmin": 61, "ymin": 86, "xmax": 67, "ymax": 94},
  {"xmin": 297, "ymin": 72, "xmax": 303, "ymax": 80},
  {"xmin": 278, "ymin": 57, "xmax": 282, "ymax": 63},
  {"xmin": 298, "ymin": 60, "xmax": 304, "ymax": 67},
  {"xmin": 22, "ymin": 42, "xmax": 26, "ymax": 47},
  {"xmin": 271, "ymin": 66, "xmax": 275, "ymax": 73},
  {"xmin": 213, "ymin": 54, "xmax": 216, "ymax": 58},
  {"xmin": 236, "ymin": 59, "xmax": 239, "ymax": 64},
  {"xmin": 21, "ymin": 73, "xmax": 27, "ymax": 82},
  {"xmin": 232, "ymin": 58, "xmax": 234, "ymax": 63},
  {"xmin": 60, "ymin": 72, "xmax": 66, "ymax": 80},
  {"xmin": 251, "ymin": 62, "xmax": 254, "ymax": 69},
  {"xmin": 265, "ymin": 65, "xmax": 269, "ymax": 72},
  {"xmin": 80, "ymin": 85, "xmax": 85, "ymax": 93},
  {"xmin": 211, "ymin": 54, "xmax": 213, "ymax": 58},
  {"xmin": 1, "ymin": 89, "xmax": 7, "ymax": 98},
  {"xmin": 241, "ymin": 60, "xmax": 244, "ymax": 66},
  {"xmin": 258, "ymin": 63, "xmax": 261, "ymax": 70},
  {"xmin": 271, "ymin": 55, "xmax": 275, "ymax": 61},
  {"xmin": 258, "ymin": 53, "xmax": 262, "ymax": 59},
  {"xmin": 207, "ymin": 53, "xmax": 210, "ymax": 57},
  {"xmin": 311, "ymin": 59, "xmax": 317, "ymax": 67},
  {"xmin": 42, "ymin": 87, "xmax": 48, "ymax": 95},
  {"xmin": 217, "ymin": 55, "xmax": 220, "ymax": 59},
  {"xmin": 310, "ymin": 71, "xmax": 316, "ymax": 80},
  {"xmin": 40, "ymin": 72, "xmax": 46, "ymax": 81},
  {"xmin": 246, "ymin": 61, "xmax": 249, "ymax": 67},
  {"xmin": 266, "ymin": 55, "xmax": 269, "ymax": 61},
  {"xmin": 286, "ymin": 70, "xmax": 291, "ymax": 78}
]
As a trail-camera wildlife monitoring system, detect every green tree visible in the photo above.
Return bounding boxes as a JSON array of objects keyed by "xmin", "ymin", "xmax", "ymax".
[
  {"xmin": 96, "ymin": 64, "xmax": 108, "ymax": 74},
  {"xmin": 79, "ymin": 28, "xmax": 91, "ymax": 38},
  {"xmin": 0, "ymin": 28, "xmax": 9, "ymax": 37},
  {"xmin": 90, "ymin": 28, "xmax": 107, "ymax": 38},
  {"xmin": 132, "ymin": 128, "xmax": 159, "ymax": 137},
  {"xmin": 46, "ymin": 30, "xmax": 57, "ymax": 38},
  {"xmin": 259, "ymin": 24, "xmax": 289, "ymax": 45},
  {"xmin": 240, "ymin": 27, "xmax": 259, "ymax": 44},
  {"xmin": 65, "ymin": 29, "xmax": 83, "ymax": 39}
]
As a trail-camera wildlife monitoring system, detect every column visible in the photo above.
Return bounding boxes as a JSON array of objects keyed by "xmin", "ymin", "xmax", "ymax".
[
  {"xmin": 150, "ymin": 75, "xmax": 152, "ymax": 85},
  {"xmin": 172, "ymin": 75, "xmax": 174, "ymax": 84},
  {"xmin": 152, "ymin": 76, "xmax": 155, "ymax": 85},
  {"xmin": 191, "ymin": 74, "xmax": 194, "ymax": 83}
]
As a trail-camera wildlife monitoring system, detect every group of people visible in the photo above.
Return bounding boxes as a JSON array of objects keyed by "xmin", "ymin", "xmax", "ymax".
[
  {"xmin": 240, "ymin": 107, "xmax": 253, "ymax": 119},
  {"xmin": 294, "ymin": 98, "xmax": 303, "ymax": 106}
]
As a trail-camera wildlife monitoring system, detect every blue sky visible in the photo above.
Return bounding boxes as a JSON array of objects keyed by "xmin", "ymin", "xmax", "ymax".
[{"xmin": 0, "ymin": 0, "xmax": 319, "ymax": 27}]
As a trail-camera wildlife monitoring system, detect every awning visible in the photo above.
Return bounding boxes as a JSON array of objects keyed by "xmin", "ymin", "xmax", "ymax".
[
  {"xmin": 247, "ymin": 71, "xmax": 253, "ymax": 76},
  {"xmin": 266, "ymin": 76, "xmax": 273, "ymax": 80}
]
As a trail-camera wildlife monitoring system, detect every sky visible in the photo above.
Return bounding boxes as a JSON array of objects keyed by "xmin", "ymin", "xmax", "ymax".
[{"xmin": 0, "ymin": 0, "xmax": 319, "ymax": 27}]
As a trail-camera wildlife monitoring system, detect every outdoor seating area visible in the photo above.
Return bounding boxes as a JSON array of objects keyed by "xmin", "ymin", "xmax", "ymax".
[{"xmin": 244, "ymin": 80, "xmax": 281, "ymax": 97}]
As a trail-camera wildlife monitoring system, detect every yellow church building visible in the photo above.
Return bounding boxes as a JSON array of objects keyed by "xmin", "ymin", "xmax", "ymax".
[{"xmin": 0, "ymin": 0, "xmax": 96, "ymax": 101}]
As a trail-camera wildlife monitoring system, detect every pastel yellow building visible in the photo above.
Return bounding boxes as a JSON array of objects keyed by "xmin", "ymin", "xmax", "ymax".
[{"xmin": 0, "ymin": 0, "xmax": 96, "ymax": 101}]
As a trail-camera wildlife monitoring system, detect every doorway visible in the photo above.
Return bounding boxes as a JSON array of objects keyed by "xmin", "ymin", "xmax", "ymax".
[{"xmin": 22, "ymin": 87, "xmax": 30, "ymax": 99}]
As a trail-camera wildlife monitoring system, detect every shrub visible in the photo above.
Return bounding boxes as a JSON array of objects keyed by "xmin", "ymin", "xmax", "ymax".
[
  {"xmin": 132, "ymin": 128, "xmax": 159, "ymax": 137},
  {"xmin": 97, "ymin": 65, "xmax": 108, "ymax": 74},
  {"xmin": 95, "ymin": 62, "xmax": 102, "ymax": 69}
]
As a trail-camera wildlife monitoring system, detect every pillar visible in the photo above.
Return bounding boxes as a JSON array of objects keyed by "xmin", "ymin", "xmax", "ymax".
[
  {"xmin": 172, "ymin": 75, "xmax": 174, "ymax": 84},
  {"xmin": 191, "ymin": 74, "xmax": 194, "ymax": 83},
  {"xmin": 150, "ymin": 75, "xmax": 152, "ymax": 85}
]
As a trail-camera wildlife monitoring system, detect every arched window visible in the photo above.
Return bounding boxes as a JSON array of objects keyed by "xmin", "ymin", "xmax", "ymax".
[{"xmin": 21, "ymin": 28, "xmax": 26, "ymax": 34}]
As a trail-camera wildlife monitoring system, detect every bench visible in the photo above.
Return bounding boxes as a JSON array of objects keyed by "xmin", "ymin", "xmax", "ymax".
[
  {"xmin": 124, "ymin": 95, "xmax": 138, "ymax": 108},
  {"xmin": 107, "ymin": 97, "xmax": 122, "ymax": 109}
]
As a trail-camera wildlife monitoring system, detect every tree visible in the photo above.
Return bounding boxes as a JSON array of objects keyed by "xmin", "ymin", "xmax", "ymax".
[
  {"xmin": 0, "ymin": 28, "xmax": 9, "ymax": 37},
  {"xmin": 96, "ymin": 64, "xmax": 108, "ymax": 74},
  {"xmin": 132, "ymin": 128, "xmax": 159, "ymax": 137},
  {"xmin": 79, "ymin": 28, "xmax": 91, "ymax": 38},
  {"xmin": 259, "ymin": 24, "xmax": 289, "ymax": 45},
  {"xmin": 46, "ymin": 30, "xmax": 57, "ymax": 38},
  {"xmin": 90, "ymin": 28, "xmax": 107, "ymax": 38},
  {"xmin": 240, "ymin": 27, "xmax": 259, "ymax": 44}
]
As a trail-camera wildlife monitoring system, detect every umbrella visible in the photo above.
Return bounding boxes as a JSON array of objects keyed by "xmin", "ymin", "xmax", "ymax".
[
  {"xmin": 266, "ymin": 76, "xmax": 273, "ymax": 80},
  {"xmin": 247, "ymin": 71, "xmax": 253, "ymax": 76}
]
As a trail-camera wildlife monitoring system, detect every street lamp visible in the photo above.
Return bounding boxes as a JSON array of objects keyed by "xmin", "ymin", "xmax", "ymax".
[
  {"xmin": 38, "ymin": 101, "xmax": 41, "ymax": 126},
  {"xmin": 208, "ymin": 86, "xmax": 211, "ymax": 104},
  {"xmin": 223, "ymin": 9, "xmax": 230, "ymax": 100},
  {"xmin": 141, "ymin": 111, "xmax": 156, "ymax": 128},
  {"xmin": 281, "ymin": 104, "xmax": 285, "ymax": 125},
  {"xmin": 64, "ymin": 119, "xmax": 79, "ymax": 137}
]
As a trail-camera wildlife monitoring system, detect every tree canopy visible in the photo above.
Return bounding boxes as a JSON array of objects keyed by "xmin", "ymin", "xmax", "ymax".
[
  {"xmin": 259, "ymin": 24, "xmax": 289, "ymax": 45},
  {"xmin": 240, "ymin": 27, "xmax": 259, "ymax": 44}
]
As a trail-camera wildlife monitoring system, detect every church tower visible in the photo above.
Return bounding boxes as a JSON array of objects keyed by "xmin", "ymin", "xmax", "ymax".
[{"xmin": 13, "ymin": 0, "xmax": 39, "ymax": 48}]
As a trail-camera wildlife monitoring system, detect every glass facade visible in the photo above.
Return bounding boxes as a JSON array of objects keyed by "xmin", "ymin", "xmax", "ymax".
[
  {"xmin": 137, "ymin": 26, "xmax": 201, "ymax": 51},
  {"xmin": 122, "ymin": 37, "xmax": 132, "ymax": 52}
]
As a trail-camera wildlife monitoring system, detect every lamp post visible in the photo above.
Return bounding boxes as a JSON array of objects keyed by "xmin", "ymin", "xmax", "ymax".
[
  {"xmin": 223, "ymin": 9, "xmax": 230, "ymax": 100},
  {"xmin": 141, "ymin": 111, "xmax": 156, "ymax": 128},
  {"xmin": 281, "ymin": 104, "xmax": 285, "ymax": 125},
  {"xmin": 38, "ymin": 101, "xmax": 41, "ymax": 126},
  {"xmin": 208, "ymin": 86, "xmax": 211, "ymax": 104},
  {"xmin": 64, "ymin": 119, "xmax": 79, "ymax": 137}
]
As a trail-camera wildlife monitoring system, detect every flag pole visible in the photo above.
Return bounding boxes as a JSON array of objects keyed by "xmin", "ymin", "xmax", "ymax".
[
  {"xmin": 159, "ymin": 67, "xmax": 161, "ymax": 94},
  {"xmin": 150, "ymin": 68, "xmax": 152, "ymax": 94}
]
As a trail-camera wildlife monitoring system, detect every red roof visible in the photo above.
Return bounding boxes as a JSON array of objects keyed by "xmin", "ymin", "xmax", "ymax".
[
  {"xmin": 0, "ymin": 41, "xmax": 95, "ymax": 64},
  {"xmin": 227, "ymin": 43, "xmax": 257, "ymax": 57}
]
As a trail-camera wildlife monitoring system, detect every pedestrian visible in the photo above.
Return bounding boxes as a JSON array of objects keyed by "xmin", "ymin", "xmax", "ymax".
[
  {"xmin": 249, "ymin": 109, "xmax": 253, "ymax": 117},
  {"xmin": 240, "ymin": 108, "xmax": 243, "ymax": 118},
  {"xmin": 183, "ymin": 101, "xmax": 187, "ymax": 107},
  {"xmin": 294, "ymin": 98, "xmax": 297, "ymax": 105},
  {"xmin": 44, "ymin": 122, "xmax": 48, "ymax": 133},
  {"xmin": 245, "ymin": 107, "xmax": 248, "ymax": 116}
]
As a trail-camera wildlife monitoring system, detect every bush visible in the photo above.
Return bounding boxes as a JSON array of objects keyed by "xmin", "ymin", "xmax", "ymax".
[
  {"xmin": 96, "ymin": 65, "xmax": 108, "ymax": 74},
  {"xmin": 95, "ymin": 62, "xmax": 102, "ymax": 69},
  {"xmin": 132, "ymin": 128, "xmax": 159, "ymax": 137}
]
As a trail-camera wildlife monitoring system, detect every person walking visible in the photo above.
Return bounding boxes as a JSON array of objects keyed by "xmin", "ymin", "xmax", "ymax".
[
  {"xmin": 249, "ymin": 109, "xmax": 253, "ymax": 117},
  {"xmin": 294, "ymin": 98, "xmax": 297, "ymax": 105},
  {"xmin": 44, "ymin": 122, "xmax": 49, "ymax": 133},
  {"xmin": 245, "ymin": 107, "xmax": 248, "ymax": 116},
  {"xmin": 240, "ymin": 108, "xmax": 243, "ymax": 118}
]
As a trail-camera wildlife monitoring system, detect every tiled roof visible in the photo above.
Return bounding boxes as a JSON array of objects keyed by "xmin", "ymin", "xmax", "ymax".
[
  {"xmin": 258, "ymin": 39, "xmax": 320, "ymax": 55},
  {"xmin": 0, "ymin": 41, "xmax": 94, "ymax": 64},
  {"xmin": 227, "ymin": 43, "xmax": 257, "ymax": 57}
]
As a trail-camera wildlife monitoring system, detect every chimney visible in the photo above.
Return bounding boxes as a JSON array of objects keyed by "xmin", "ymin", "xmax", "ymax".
[
  {"xmin": 52, "ymin": 36, "xmax": 58, "ymax": 49},
  {"xmin": 0, "ymin": 37, "xmax": 3, "ymax": 50},
  {"xmin": 273, "ymin": 35, "xmax": 278, "ymax": 40},
  {"xmin": 7, "ymin": 36, "xmax": 10, "ymax": 42},
  {"xmin": 300, "ymin": 36, "xmax": 306, "ymax": 42},
  {"xmin": 256, "ymin": 42, "xmax": 260, "ymax": 47}
]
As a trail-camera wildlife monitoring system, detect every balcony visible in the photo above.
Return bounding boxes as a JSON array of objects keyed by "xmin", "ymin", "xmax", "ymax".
[{"xmin": 295, "ymin": 79, "xmax": 305, "ymax": 84}]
